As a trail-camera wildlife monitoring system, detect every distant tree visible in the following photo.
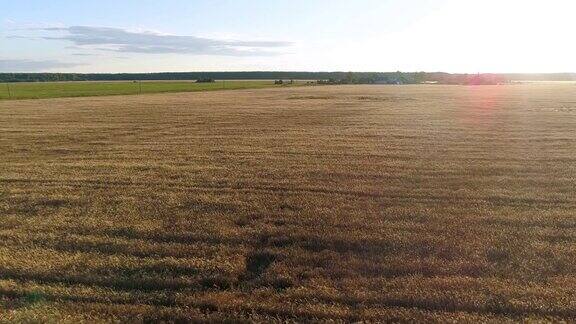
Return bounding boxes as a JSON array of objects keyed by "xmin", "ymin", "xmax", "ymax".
[
  {"xmin": 345, "ymin": 72, "xmax": 356, "ymax": 84},
  {"xmin": 196, "ymin": 78, "xmax": 215, "ymax": 83}
]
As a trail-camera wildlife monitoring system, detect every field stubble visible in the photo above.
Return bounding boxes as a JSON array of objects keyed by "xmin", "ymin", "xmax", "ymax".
[{"xmin": 0, "ymin": 84, "xmax": 575, "ymax": 322}]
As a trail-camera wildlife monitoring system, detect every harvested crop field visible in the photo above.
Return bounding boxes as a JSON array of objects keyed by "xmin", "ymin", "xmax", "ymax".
[{"xmin": 0, "ymin": 84, "xmax": 575, "ymax": 322}]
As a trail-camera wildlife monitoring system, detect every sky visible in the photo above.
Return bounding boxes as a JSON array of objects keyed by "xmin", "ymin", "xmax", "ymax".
[{"xmin": 1, "ymin": 0, "xmax": 575, "ymax": 73}]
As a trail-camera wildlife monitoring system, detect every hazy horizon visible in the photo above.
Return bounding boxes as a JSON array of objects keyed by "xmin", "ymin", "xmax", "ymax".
[
  {"xmin": 2, "ymin": 71, "xmax": 576, "ymax": 75},
  {"xmin": 2, "ymin": 0, "xmax": 576, "ymax": 74}
]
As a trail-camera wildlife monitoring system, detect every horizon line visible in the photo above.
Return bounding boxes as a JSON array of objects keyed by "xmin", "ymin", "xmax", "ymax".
[{"xmin": 1, "ymin": 71, "xmax": 576, "ymax": 75}]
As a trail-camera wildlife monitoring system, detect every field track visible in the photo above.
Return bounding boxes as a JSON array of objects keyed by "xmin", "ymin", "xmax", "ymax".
[{"xmin": 1, "ymin": 84, "xmax": 575, "ymax": 322}]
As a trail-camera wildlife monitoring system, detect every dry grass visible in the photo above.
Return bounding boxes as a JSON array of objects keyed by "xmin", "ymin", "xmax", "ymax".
[{"xmin": 0, "ymin": 84, "xmax": 575, "ymax": 322}]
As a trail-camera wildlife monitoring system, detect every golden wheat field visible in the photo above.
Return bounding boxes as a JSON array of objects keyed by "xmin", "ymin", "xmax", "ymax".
[{"xmin": 0, "ymin": 84, "xmax": 575, "ymax": 322}]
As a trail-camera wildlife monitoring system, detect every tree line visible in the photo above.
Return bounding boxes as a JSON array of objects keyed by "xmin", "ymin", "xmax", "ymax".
[
  {"xmin": 1, "ymin": 72, "xmax": 574, "ymax": 84},
  {"xmin": 0, "ymin": 71, "xmax": 437, "ymax": 83}
]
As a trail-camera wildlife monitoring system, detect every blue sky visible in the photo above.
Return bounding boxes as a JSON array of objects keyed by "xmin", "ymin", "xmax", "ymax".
[{"xmin": 1, "ymin": 0, "xmax": 575, "ymax": 73}]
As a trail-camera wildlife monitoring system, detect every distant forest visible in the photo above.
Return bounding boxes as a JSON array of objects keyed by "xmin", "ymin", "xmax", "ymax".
[{"xmin": 1, "ymin": 72, "xmax": 575, "ymax": 84}]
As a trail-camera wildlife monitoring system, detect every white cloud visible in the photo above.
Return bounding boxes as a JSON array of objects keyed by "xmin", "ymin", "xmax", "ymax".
[
  {"xmin": 36, "ymin": 26, "xmax": 292, "ymax": 56},
  {"xmin": 0, "ymin": 59, "xmax": 83, "ymax": 72}
]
